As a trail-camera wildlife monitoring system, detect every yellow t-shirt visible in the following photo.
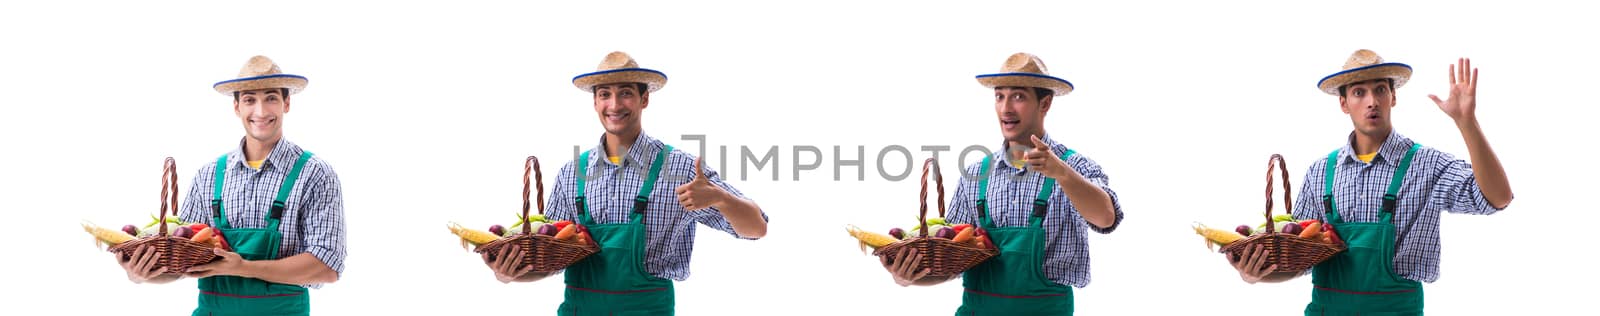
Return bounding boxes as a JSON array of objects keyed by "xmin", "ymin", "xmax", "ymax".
[
  {"xmin": 247, "ymin": 160, "xmax": 265, "ymax": 169},
  {"xmin": 1356, "ymin": 152, "xmax": 1378, "ymax": 163},
  {"xmin": 609, "ymin": 156, "xmax": 621, "ymax": 165}
]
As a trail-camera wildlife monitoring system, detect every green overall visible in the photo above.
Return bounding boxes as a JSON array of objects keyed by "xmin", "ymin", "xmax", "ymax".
[
  {"xmin": 956, "ymin": 150, "xmax": 1076, "ymax": 316},
  {"xmin": 1305, "ymin": 144, "xmax": 1423, "ymax": 316},
  {"xmin": 558, "ymin": 146, "xmax": 675, "ymax": 315},
  {"xmin": 194, "ymin": 151, "xmax": 314, "ymax": 316}
]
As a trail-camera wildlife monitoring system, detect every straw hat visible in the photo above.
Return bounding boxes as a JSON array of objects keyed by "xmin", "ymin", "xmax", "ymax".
[
  {"xmin": 1316, "ymin": 49, "xmax": 1411, "ymax": 95},
  {"xmin": 212, "ymin": 55, "xmax": 308, "ymax": 96},
  {"xmin": 976, "ymin": 52, "xmax": 1073, "ymax": 96},
  {"xmin": 572, "ymin": 51, "xmax": 667, "ymax": 93}
]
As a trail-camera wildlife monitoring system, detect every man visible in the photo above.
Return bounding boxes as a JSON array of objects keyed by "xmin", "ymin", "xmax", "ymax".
[
  {"xmin": 115, "ymin": 55, "xmax": 347, "ymax": 316},
  {"xmin": 481, "ymin": 51, "xmax": 769, "ymax": 315},
  {"xmin": 1229, "ymin": 49, "xmax": 1513, "ymax": 315},
  {"xmin": 882, "ymin": 52, "xmax": 1124, "ymax": 315}
]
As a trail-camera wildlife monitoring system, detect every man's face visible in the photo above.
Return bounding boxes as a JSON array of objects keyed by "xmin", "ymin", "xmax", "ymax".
[
  {"xmin": 593, "ymin": 83, "xmax": 648, "ymax": 136},
  {"xmin": 994, "ymin": 86, "xmax": 1051, "ymax": 144},
  {"xmin": 1339, "ymin": 79, "xmax": 1395, "ymax": 137},
  {"xmin": 234, "ymin": 88, "xmax": 289, "ymax": 143}
]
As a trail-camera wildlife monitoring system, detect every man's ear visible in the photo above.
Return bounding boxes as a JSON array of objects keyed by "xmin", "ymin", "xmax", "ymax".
[
  {"xmin": 1338, "ymin": 96, "xmax": 1351, "ymax": 114},
  {"xmin": 639, "ymin": 90, "xmax": 649, "ymax": 109},
  {"xmin": 1039, "ymin": 94, "xmax": 1053, "ymax": 114}
]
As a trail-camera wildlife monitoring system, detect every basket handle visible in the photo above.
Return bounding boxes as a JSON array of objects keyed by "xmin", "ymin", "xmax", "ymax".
[
  {"xmin": 1262, "ymin": 154, "xmax": 1292, "ymax": 234},
  {"xmin": 521, "ymin": 156, "xmax": 545, "ymax": 235},
  {"xmin": 917, "ymin": 158, "xmax": 946, "ymax": 237},
  {"xmin": 158, "ymin": 157, "xmax": 178, "ymax": 236}
]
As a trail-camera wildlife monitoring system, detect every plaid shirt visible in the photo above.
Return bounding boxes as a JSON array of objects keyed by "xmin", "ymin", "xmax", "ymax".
[
  {"xmin": 179, "ymin": 139, "xmax": 347, "ymax": 289},
  {"xmin": 1292, "ymin": 130, "xmax": 1504, "ymax": 283},
  {"xmin": 546, "ymin": 132, "xmax": 766, "ymax": 281},
  {"xmin": 946, "ymin": 134, "xmax": 1124, "ymax": 288}
]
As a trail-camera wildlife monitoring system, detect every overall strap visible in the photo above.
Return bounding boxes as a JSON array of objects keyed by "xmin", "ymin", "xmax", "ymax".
[
  {"xmin": 573, "ymin": 145, "xmax": 673, "ymax": 225},
  {"xmin": 631, "ymin": 145, "xmax": 672, "ymax": 223},
  {"xmin": 1322, "ymin": 149, "xmax": 1342, "ymax": 223},
  {"xmin": 1322, "ymin": 143, "xmax": 1422, "ymax": 224},
  {"xmin": 977, "ymin": 149, "xmax": 1074, "ymax": 228},
  {"xmin": 576, "ymin": 150, "xmax": 593, "ymax": 225},
  {"xmin": 976, "ymin": 156, "xmax": 995, "ymax": 228},
  {"xmin": 1380, "ymin": 143, "xmax": 1422, "ymax": 222},
  {"xmin": 211, "ymin": 154, "xmax": 230, "ymax": 228},
  {"xmin": 266, "ymin": 151, "xmax": 314, "ymax": 230}
]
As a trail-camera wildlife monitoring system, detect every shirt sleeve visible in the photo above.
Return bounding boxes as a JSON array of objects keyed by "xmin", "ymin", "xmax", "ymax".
[
  {"xmin": 1432, "ymin": 152, "xmax": 1506, "ymax": 215},
  {"xmin": 690, "ymin": 161, "xmax": 767, "ymax": 240},
  {"xmin": 945, "ymin": 168, "xmax": 975, "ymax": 227},
  {"xmin": 1292, "ymin": 161, "xmax": 1325, "ymax": 222},
  {"xmin": 179, "ymin": 165, "xmax": 211, "ymax": 225},
  {"xmin": 1071, "ymin": 156, "xmax": 1123, "ymax": 234},
  {"xmin": 298, "ymin": 167, "xmax": 347, "ymax": 282},
  {"xmin": 545, "ymin": 162, "xmax": 576, "ymax": 222}
]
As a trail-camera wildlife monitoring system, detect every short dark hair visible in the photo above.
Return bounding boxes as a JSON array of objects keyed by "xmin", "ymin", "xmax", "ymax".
[
  {"xmin": 233, "ymin": 88, "xmax": 291, "ymax": 101},
  {"xmin": 1032, "ymin": 87, "xmax": 1053, "ymax": 101},
  {"xmin": 997, "ymin": 86, "xmax": 1053, "ymax": 101},
  {"xmin": 593, "ymin": 82, "xmax": 648, "ymax": 95},
  {"xmin": 1337, "ymin": 78, "xmax": 1394, "ymax": 97}
]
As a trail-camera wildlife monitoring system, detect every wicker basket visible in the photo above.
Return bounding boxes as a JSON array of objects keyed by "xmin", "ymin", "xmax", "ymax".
[
  {"xmin": 1219, "ymin": 154, "xmax": 1345, "ymax": 273},
  {"xmin": 107, "ymin": 157, "xmax": 219, "ymax": 274},
  {"xmin": 474, "ymin": 156, "xmax": 600, "ymax": 273},
  {"xmin": 872, "ymin": 158, "xmax": 998, "ymax": 277}
]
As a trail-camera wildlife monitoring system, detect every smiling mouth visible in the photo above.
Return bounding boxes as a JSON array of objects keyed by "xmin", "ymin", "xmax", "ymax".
[
  {"xmin": 1001, "ymin": 119, "xmax": 1020, "ymax": 128},
  {"xmin": 605, "ymin": 113, "xmax": 630, "ymax": 121},
  {"xmin": 249, "ymin": 118, "xmax": 275, "ymax": 127}
]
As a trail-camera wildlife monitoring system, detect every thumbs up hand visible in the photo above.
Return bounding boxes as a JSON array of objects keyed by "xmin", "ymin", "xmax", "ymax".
[
  {"xmin": 675, "ymin": 157, "xmax": 729, "ymax": 211},
  {"xmin": 1023, "ymin": 134, "xmax": 1071, "ymax": 180}
]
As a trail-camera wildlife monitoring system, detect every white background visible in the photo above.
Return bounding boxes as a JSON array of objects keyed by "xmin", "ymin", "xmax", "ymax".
[{"xmin": 2, "ymin": 1, "xmax": 1594, "ymax": 315}]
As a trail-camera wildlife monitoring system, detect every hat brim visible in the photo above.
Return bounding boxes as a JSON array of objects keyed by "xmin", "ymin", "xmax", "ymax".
[
  {"xmin": 1317, "ymin": 63, "xmax": 1411, "ymax": 95},
  {"xmin": 976, "ymin": 73, "xmax": 1073, "ymax": 96},
  {"xmin": 213, "ymin": 74, "xmax": 308, "ymax": 96},
  {"xmin": 573, "ymin": 68, "xmax": 667, "ymax": 93}
]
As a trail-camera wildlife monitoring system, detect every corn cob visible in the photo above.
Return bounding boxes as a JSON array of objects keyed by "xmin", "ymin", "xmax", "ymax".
[
  {"xmin": 448, "ymin": 222, "xmax": 501, "ymax": 249},
  {"xmin": 846, "ymin": 224, "xmax": 899, "ymax": 254},
  {"xmin": 83, "ymin": 221, "xmax": 135, "ymax": 247},
  {"xmin": 1192, "ymin": 223, "xmax": 1244, "ymax": 251}
]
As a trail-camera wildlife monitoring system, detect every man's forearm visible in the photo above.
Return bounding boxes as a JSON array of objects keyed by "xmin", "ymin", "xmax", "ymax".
[
  {"xmin": 1057, "ymin": 170, "xmax": 1116, "ymax": 229},
  {"xmin": 1457, "ymin": 119, "xmax": 1513, "ymax": 209},
  {"xmin": 237, "ymin": 253, "xmax": 338, "ymax": 285},
  {"xmin": 717, "ymin": 193, "xmax": 767, "ymax": 239}
]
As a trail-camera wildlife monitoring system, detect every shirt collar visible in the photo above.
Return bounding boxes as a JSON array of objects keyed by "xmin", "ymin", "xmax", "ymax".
[
  {"xmin": 1339, "ymin": 129, "xmax": 1412, "ymax": 167},
  {"xmin": 588, "ymin": 131, "xmax": 662, "ymax": 169},
  {"xmin": 228, "ymin": 138, "xmax": 300, "ymax": 171},
  {"xmin": 993, "ymin": 133, "xmax": 1064, "ymax": 173}
]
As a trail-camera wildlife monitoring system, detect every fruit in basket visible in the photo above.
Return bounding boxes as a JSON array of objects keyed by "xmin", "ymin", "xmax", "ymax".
[
  {"xmin": 846, "ymin": 224, "xmax": 899, "ymax": 254},
  {"xmin": 887, "ymin": 227, "xmax": 905, "ymax": 240},
  {"xmin": 1281, "ymin": 222, "xmax": 1303, "ymax": 235},
  {"xmin": 122, "ymin": 224, "xmax": 139, "ymax": 236},
  {"xmin": 951, "ymin": 226, "xmax": 976, "ymax": 243},
  {"xmin": 1298, "ymin": 221, "xmax": 1323, "ymax": 240},
  {"xmin": 951, "ymin": 224, "xmax": 973, "ymax": 233},
  {"xmin": 554, "ymin": 224, "xmax": 579, "ymax": 240},
  {"xmin": 1235, "ymin": 225, "xmax": 1252, "ymax": 236},
  {"xmin": 189, "ymin": 223, "xmax": 209, "ymax": 232},
  {"xmin": 553, "ymin": 220, "xmax": 574, "ymax": 230},
  {"xmin": 82, "ymin": 222, "xmax": 136, "ymax": 247},
  {"xmin": 537, "ymin": 224, "xmax": 559, "ymax": 236},
  {"xmin": 174, "ymin": 226, "xmax": 195, "ymax": 239},
  {"xmin": 934, "ymin": 227, "xmax": 956, "ymax": 239},
  {"xmin": 192, "ymin": 227, "xmax": 215, "ymax": 243},
  {"xmin": 1192, "ymin": 223, "xmax": 1244, "ymax": 251},
  {"xmin": 488, "ymin": 225, "xmax": 505, "ymax": 237}
]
